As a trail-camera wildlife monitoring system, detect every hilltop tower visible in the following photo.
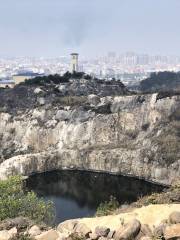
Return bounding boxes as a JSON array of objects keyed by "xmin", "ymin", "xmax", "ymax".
[{"xmin": 71, "ymin": 53, "xmax": 79, "ymax": 73}]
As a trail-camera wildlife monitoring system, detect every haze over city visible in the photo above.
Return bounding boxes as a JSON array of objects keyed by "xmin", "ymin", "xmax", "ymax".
[
  {"xmin": 1, "ymin": 0, "xmax": 180, "ymax": 57},
  {"xmin": 0, "ymin": 0, "xmax": 180, "ymax": 236}
]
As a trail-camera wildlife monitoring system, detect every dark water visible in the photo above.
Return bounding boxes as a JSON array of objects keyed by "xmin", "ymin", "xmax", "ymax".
[{"xmin": 26, "ymin": 170, "xmax": 164, "ymax": 224}]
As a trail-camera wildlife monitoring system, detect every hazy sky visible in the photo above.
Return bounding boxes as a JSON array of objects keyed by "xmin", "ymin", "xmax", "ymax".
[{"xmin": 1, "ymin": 0, "xmax": 180, "ymax": 57}]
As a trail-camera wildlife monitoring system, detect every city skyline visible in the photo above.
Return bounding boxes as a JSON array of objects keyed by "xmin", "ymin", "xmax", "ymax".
[
  {"xmin": 1, "ymin": 51, "xmax": 180, "ymax": 60},
  {"xmin": 1, "ymin": 0, "xmax": 180, "ymax": 57},
  {"xmin": 1, "ymin": 51, "xmax": 180, "ymax": 88}
]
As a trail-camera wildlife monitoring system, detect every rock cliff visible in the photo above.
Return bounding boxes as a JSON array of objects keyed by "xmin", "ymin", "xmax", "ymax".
[{"xmin": 0, "ymin": 83, "xmax": 179, "ymax": 185}]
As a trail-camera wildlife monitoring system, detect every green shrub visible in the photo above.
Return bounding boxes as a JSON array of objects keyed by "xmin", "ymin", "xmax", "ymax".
[
  {"xmin": 96, "ymin": 196, "xmax": 120, "ymax": 216},
  {"xmin": 11, "ymin": 234, "xmax": 33, "ymax": 240},
  {"xmin": 140, "ymin": 71, "xmax": 180, "ymax": 92},
  {"xmin": 0, "ymin": 176, "xmax": 55, "ymax": 224}
]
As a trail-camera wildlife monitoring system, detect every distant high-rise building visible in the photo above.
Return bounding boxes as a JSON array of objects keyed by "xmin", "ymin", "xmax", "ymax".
[
  {"xmin": 137, "ymin": 54, "xmax": 149, "ymax": 65},
  {"xmin": 70, "ymin": 53, "xmax": 79, "ymax": 73},
  {"xmin": 108, "ymin": 52, "xmax": 116, "ymax": 59},
  {"xmin": 123, "ymin": 52, "xmax": 138, "ymax": 66}
]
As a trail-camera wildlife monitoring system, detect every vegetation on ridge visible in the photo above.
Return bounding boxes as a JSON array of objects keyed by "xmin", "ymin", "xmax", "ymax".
[
  {"xmin": 140, "ymin": 71, "xmax": 180, "ymax": 92},
  {"xmin": 20, "ymin": 71, "xmax": 125, "ymax": 87},
  {"xmin": 22, "ymin": 72, "xmax": 92, "ymax": 86},
  {"xmin": 134, "ymin": 180, "xmax": 180, "ymax": 207},
  {"xmin": 95, "ymin": 181, "xmax": 180, "ymax": 216}
]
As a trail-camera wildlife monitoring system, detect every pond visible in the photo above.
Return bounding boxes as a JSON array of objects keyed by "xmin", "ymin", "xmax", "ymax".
[{"xmin": 26, "ymin": 170, "xmax": 164, "ymax": 224}]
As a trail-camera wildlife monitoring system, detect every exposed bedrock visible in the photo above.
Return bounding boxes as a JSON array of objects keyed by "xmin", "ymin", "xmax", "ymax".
[{"xmin": 0, "ymin": 93, "xmax": 179, "ymax": 185}]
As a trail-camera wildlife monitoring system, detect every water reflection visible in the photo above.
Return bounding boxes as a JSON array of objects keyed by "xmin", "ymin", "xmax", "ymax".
[{"xmin": 26, "ymin": 170, "xmax": 164, "ymax": 223}]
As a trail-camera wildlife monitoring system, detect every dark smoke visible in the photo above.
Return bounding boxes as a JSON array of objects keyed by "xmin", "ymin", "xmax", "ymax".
[{"xmin": 60, "ymin": 11, "xmax": 93, "ymax": 47}]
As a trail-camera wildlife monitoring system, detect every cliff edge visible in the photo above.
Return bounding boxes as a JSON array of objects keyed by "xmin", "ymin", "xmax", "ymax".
[{"xmin": 0, "ymin": 81, "xmax": 179, "ymax": 184}]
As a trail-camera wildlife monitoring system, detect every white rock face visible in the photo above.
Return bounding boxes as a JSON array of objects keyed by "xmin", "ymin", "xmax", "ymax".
[
  {"xmin": 34, "ymin": 88, "xmax": 44, "ymax": 94},
  {"xmin": 0, "ymin": 94, "xmax": 179, "ymax": 185}
]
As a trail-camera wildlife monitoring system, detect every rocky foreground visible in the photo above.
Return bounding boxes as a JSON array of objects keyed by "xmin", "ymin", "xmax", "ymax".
[
  {"xmin": 0, "ymin": 86, "xmax": 179, "ymax": 184},
  {"xmin": 0, "ymin": 205, "xmax": 180, "ymax": 240}
]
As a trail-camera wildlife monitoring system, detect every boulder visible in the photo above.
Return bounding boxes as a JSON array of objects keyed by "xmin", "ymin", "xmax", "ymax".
[
  {"xmin": 88, "ymin": 95, "xmax": 101, "ymax": 106},
  {"xmin": 136, "ymin": 224, "xmax": 152, "ymax": 240},
  {"xmin": 95, "ymin": 226, "xmax": 110, "ymax": 237},
  {"xmin": 114, "ymin": 219, "xmax": 141, "ymax": 240},
  {"xmin": 89, "ymin": 232, "xmax": 99, "ymax": 240},
  {"xmin": 65, "ymin": 233, "xmax": 77, "ymax": 240},
  {"xmin": 164, "ymin": 224, "xmax": 180, "ymax": 240},
  {"xmin": 107, "ymin": 230, "xmax": 115, "ymax": 239},
  {"xmin": 0, "ymin": 230, "xmax": 11, "ymax": 240},
  {"xmin": 58, "ymin": 85, "xmax": 68, "ymax": 94},
  {"xmin": 35, "ymin": 229, "xmax": 59, "ymax": 240},
  {"xmin": 169, "ymin": 212, "xmax": 180, "ymax": 224},
  {"xmin": 153, "ymin": 223, "xmax": 167, "ymax": 238},
  {"xmin": 0, "ymin": 228, "xmax": 17, "ymax": 240},
  {"xmin": 8, "ymin": 227, "xmax": 17, "ymax": 238},
  {"xmin": 100, "ymin": 97, "xmax": 113, "ymax": 106},
  {"xmin": 98, "ymin": 237, "xmax": 107, "ymax": 240},
  {"xmin": 140, "ymin": 225, "xmax": 152, "ymax": 237},
  {"xmin": 74, "ymin": 223, "xmax": 91, "ymax": 237},
  {"xmin": 55, "ymin": 110, "xmax": 71, "ymax": 121},
  {"xmin": 140, "ymin": 237, "xmax": 152, "ymax": 240},
  {"xmin": 28, "ymin": 225, "xmax": 42, "ymax": 237},
  {"xmin": 37, "ymin": 97, "xmax": 45, "ymax": 105},
  {"xmin": 34, "ymin": 88, "xmax": 44, "ymax": 94},
  {"xmin": 32, "ymin": 109, "xmax": 46, "ymax": 121},
  {"xmin": 57, "ymin": 220, "xmax": 78, "ymax": 234}
]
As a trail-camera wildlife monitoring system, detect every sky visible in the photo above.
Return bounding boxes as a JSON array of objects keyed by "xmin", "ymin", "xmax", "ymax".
[{"xmin": 0, "ymin": 0, "xmax": 180, "ymax": 58}]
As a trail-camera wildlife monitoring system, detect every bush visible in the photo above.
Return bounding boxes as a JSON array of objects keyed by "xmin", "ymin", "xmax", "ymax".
[
  {"xmin": 22, "ymin": 71, "xmax": 88, "ymax": 86},
  {"xmin": 0, "ymin": 176, "xmax": 55, "ymax": 224},
  {"xmin": 141, "ymin": 123, "xmax": 150, "ymax": 131},
  {"xmin": 11, "ymin": 234, "xmax": 32, "ymax": 240},
  {"xmin": 96, "ymin": 196, "xmax": 119, "ymax": 216},
  {"xmin": 23, "ymin": 73, "xmax": 71, "ymax": 86}
]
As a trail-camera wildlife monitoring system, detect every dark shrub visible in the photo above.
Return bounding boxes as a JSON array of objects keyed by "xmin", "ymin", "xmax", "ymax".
[
  {"xmin": 0, "ymin": 176, "xmax": 55, "ymax": 224},
  {"xmin": 142, "ymin": 123, "xmax": 150, "ymax": 131}
]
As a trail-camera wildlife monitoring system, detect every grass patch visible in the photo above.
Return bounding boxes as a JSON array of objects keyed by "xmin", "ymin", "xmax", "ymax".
[
  {"xmin": 134, "ymin": 180, "xmax": 180, "ymax": 207},
  {"xmin": 96, "ymin": 196, "xmax": 120, "ymax": 217}
]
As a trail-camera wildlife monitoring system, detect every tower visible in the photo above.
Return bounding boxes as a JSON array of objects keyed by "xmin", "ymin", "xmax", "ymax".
[{"xmin": 71, "ymin": 53, "xmax": 79, "ymax": 73}]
